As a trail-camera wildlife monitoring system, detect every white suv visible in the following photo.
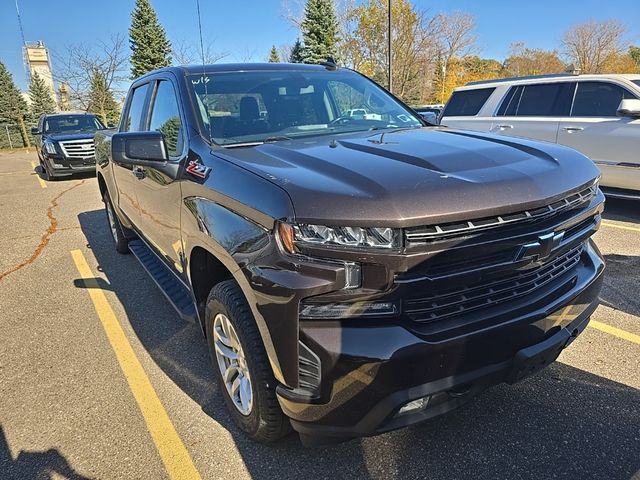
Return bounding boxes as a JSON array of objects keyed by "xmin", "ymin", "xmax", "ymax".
[{"xmin": 440, "ymin": 74, "xmax": 640, "ymax": 198}]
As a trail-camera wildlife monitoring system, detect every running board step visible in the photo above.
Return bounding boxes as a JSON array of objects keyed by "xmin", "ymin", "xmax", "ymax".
[{"xmin": 128, "ymin": 239, "xmax": 197, "ymax": 323}]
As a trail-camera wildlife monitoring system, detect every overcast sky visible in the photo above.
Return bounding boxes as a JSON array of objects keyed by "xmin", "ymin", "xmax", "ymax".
[{"xmin": 1, "ymin": 0, "xmax": 638, "ymax": 90}]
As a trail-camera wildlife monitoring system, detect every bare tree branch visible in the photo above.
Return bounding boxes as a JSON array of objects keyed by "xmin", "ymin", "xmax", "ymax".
[
  {"xmin": 52, "ymin": 33, "xmax": 128, "ymax": 110},
  {"xmin": 171, "ymin": 39, "xmax": 229, "ymax": 66},
  {"xmin": 561, "ymin": 19, "xmax": 628, "ymax": 73}
]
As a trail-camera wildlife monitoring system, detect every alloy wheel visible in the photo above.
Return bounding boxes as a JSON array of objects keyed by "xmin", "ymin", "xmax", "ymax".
[{"xmin": 213, "ymin": 313, "xmax": 253, "ymax": 416}]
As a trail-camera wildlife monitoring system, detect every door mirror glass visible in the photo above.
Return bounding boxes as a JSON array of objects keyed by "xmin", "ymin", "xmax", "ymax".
[
  {"xmin": 617, "ymin": 98, "xmax": 640, "ymax": 118},
  {"xmin": 31, "ymin": 127, "xmax": 40, "ymax": 135},
  {"xmin": 419, "ymin": 112, "xmax": 438, "ymax": 124},
  {"xmin": 112, "ymin": 131, "xmax": 168, "ymax": 164},
  {"xmin": 107, "ymin": 122, "xmax": 116, "ymax": 129}
]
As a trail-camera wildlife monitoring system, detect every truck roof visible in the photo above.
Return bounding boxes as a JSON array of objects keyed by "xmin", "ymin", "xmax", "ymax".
[{"xmin": 138, "ymin": 63, "xmax": 335, "ymax": 80}]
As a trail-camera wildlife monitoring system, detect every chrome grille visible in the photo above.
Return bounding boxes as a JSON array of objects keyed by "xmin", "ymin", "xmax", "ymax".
[
  {"xmin": 406, "ymin": 183, "xmax": 597, "ymax": 245},
  {"xmin": 59, "ymin": 138, "xmax": 95, "ymax": 159},
  {"xmin": 404, "ymin": 243, "xmax": 584, "ymax": 324}
]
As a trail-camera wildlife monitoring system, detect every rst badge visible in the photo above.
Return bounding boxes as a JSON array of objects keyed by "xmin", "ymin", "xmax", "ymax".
[{"xmin": 186, "ymin": 160, "xmax": 211, "ymax": 180}]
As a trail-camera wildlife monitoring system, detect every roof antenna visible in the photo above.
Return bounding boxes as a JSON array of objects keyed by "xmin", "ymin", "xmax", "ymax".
[{"xmin": 195, "ymin": 0, "xmax": 212, "ymax": 138}]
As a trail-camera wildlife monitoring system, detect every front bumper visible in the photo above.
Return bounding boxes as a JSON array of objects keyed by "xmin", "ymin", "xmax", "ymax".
[
  {"xmin": 276, "ymin": 241, "xmax": 604, "ymax": 443},
  {"xmin": 43, "ymin": 154, "xmax": 96, "ymax": 177}
]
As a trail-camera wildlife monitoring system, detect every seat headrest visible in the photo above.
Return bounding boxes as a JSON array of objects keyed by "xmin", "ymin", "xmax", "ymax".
[{"xmin": 240, "ymin": 96, "xmax": 260, "ymax": 122}]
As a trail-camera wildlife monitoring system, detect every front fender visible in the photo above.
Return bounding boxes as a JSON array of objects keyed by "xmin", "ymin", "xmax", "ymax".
[{"xmin": 182, "ymin": 196, "xmax": 300, "ymax": 386}]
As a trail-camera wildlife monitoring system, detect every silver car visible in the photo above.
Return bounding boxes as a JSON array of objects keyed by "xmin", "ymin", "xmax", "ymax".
[{"xmin": 440, "ymin": 74, "xmax": 640, "ymax": 199}]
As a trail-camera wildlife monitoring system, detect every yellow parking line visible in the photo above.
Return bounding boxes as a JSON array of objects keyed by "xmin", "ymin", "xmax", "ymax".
[
  {"xmin": 70, "ymin": 250, "xmax": 201, "ymax": 480},
  {"xmin": 601, "ymin": 221, "xmax": 640, "ymax": 233},
  {"xmin": 30, "ymin": 160, "xmax": 47, "ymax": 189},
  {"xmin": 590, "ymin": 320, "xmax": 640, "ymax": 345}
]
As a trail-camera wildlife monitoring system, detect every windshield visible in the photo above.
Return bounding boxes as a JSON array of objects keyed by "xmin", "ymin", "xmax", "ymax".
[
  {"xmin": 44, "ymin": 115, "xmax": 105, "ymax": 134},
  {"xmin": 188, "ymin": 69, "xmax": 422, "ymax": 146}
]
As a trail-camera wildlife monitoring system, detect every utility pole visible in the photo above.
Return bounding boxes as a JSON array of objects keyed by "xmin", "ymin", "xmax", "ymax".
[{"xmin": 388, "ymin": 0, "xmax": 392, "ymax": 93}]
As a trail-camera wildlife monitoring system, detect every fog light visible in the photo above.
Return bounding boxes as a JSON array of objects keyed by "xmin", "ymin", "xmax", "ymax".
[
  {"xmin": 52, "ymin": 162, "xmax": 64, "ymax": 168},
  {"xmin": 396, "ymin": 396, "xmax": 430, "ymax": 416},
  {"xmin": 299, "ymin": 301, "xmax": 398, "ymax": 319}
]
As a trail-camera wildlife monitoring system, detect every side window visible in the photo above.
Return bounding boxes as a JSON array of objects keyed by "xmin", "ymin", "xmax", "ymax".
[
  {"xmin": 571, "ymin": 82, "xmax": 636, "ymax": 117},
  {"xmin": 496, "ymin": 86, "xmax": 523, "ymax": 116},
  {"xmin": 148, "ymin": 80, "xmax": 183, "ymax": 157},
  {"xmin": 124, "ymin": 83, "xmax": 149, "ymax": 132},
  {"xmin": 442, "ymin": 88, "xmax": 495, "ymax": 117},
  {"xmin": 515, "ymin": 82, "xmax": 573, "ymax": 116}
]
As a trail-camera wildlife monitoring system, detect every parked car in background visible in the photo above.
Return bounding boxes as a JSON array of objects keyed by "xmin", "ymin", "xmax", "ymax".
[
  {"xmin": 440, "ymin": 74, "xmax": 640, "ymax": 199},
  {"xmin": 96, "ymin": 63, "xmax": 604, "ymax": 446},
  {"xmin": 32, "ymin": 113, "xmax": 110, "ymax": 180},
  {"xmin": 413, "ymin": 104, "xmax": 443, "ymax": 124}
]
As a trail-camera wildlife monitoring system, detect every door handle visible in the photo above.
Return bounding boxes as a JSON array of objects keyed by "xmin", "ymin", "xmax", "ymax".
[
  {"xmin": 495, "ymin": 124, "xmax": 513, "ymax": 130},
  {"xmin": 132, "ymin": 166, "xmax": 146, "ymax": 180},
  {"xmin": 563, "ymin": 127, "xmax": 584, "ymax": 133}
]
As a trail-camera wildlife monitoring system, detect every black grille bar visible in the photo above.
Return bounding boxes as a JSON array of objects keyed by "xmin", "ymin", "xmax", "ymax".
[{"xmin": 404, "ymin": 243, "xmax": 584, "ymax": 324}]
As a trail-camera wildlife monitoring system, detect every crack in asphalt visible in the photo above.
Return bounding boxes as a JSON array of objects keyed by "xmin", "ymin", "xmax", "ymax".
[{"xmin": 0, "ymin": 180, "xmax": 86, "ymax": 282}]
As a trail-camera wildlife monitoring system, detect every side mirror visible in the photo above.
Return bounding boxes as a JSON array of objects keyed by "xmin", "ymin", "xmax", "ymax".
[
  {"xmin": 617, "ymin": 98, "xmax": 640, "ymax": 118},
  {"xmin": 112, "ymin": 131, "xmax": 168, "ymax": 164},
  {"xmin": 31, "ymin": 127, "xmax": 40, "ymax": 135},
  {"xmin": 420, "ymin": 112, "xmax": 438, "ymax": 124},
  {"xmin": 107, "ymin": 122, "xmax": 115, "ymax": 129}
]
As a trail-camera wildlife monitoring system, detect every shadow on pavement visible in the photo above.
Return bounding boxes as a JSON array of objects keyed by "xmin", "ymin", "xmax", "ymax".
[
  {"xmin": 77, "ymin": 208, "xmax": 639, "ymax": 480},
  {"xmin": 602, "ymin": 197, "xmax": 640, "ymax": 224},
  {"xmin": 599, "ymin": 253, "xmax": 640, "ymax": 317},
  {"xmin": 0, "ymin": 426, "xmax": 92, "ymax": 480}
]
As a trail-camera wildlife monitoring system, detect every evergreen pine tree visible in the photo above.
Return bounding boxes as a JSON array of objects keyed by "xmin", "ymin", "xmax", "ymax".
[
  {"xmin": 129, "ymin": 0, "xmax": 172, "ymax": 78},
  {"xmin": 87, "ymin": 69, "xmax": 120, "ymax": 125},
  {"xmin": 300, "ymin": 0, "xmax": 339, "ymax": 64},
  {"xmin": 28, "ymin": 72, "xmax": 57, "ymax": 121},
  {"xmin": 289, "ymin": 38, "xmax": 304, "ymax": 63},
  {"xmin": 0, "ymin": 61, "xmax": 30, "ymax": 147},
  {"xmin": 268, "ymin": 45, "xmax": 280, "ymax": 63}
]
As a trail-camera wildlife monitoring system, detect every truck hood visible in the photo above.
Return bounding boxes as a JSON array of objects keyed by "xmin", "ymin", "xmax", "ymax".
[
  {"xmin": 214, "ymin": 127, "xmax": 600, "ymax": 227},
  {"xmin": 45, "ymin": 132, "xmax": 97, "ymax": 142}
]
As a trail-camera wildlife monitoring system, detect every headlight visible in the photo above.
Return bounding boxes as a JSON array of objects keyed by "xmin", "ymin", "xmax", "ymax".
[
  {"xmin": 44, "ymin": 141, "xmax": 57, "ymax": 154},
  {"xmin": 278, "ymin": 223, "xmax": 401, "ymax": 252}
]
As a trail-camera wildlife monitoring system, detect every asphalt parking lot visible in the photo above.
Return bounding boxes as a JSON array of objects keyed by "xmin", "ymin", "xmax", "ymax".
[{"xmin": 0, "ymin": 149, "xmax": 638, "ymax": 480}]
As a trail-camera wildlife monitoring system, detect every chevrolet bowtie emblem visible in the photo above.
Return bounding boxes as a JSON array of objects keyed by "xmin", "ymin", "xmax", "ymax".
[{"xmin": 517, "ymin": 231, "xmax": 565, "ymax": 266}]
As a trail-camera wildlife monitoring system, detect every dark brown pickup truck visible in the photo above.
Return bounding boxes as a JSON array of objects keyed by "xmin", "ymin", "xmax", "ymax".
[{"xmin": 95, "ymin": 62, "xmax": 605, "ymax": 446}]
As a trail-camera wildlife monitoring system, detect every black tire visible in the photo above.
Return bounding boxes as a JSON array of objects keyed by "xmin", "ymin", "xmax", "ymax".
[
  {"xmin": 103, "ymin": 191, "xmax": 129, "ymax": 254},
  {"xmin": 42, "ymin": 162, "xmax": 55, "ymax": 181},
  {"xmin": 205, "ymin": 280, "xmax": 290, "ymax": 443}
]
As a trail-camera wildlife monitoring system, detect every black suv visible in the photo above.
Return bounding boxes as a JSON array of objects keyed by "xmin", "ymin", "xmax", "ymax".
[
  {"xmin": 32, "ymin": 113, "xmax": 108, "ymax": 180},
  {"xmin": 95, "ymin": 63, "xmax": 605, "ymax": 446}
]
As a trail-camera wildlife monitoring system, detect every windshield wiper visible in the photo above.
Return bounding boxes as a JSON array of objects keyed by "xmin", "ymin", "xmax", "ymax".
[
  {"xmin": 263, "ymin": 135, "xmax": 293, "ymax": 143},
  {"xmin": 368, "ymin": 125, "xmax": 421, "ymax": 132}
]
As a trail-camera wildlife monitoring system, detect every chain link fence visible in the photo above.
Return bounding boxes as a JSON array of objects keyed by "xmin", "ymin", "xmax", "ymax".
[{"xmin": 0, "ymin": 123, "xmax": 38, "ymax": 150}]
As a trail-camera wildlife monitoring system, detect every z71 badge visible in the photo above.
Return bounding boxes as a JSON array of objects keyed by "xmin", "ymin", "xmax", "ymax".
[{"xmin": 186, "ymin": 160, "xmax": 211, "ymax": 180}]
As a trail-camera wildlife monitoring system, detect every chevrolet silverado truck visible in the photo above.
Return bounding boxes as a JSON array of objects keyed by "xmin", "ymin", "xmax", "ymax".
[
  {"xmin": 94, "ymin": 63, "xmax": 605, "ymax": 446},
  {"xmin": 32, "ymin": 113, "xmax": 109, "ymax": 180}
]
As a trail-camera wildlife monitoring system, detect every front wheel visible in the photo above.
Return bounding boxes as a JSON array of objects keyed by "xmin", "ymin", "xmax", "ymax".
[
  {"xmin": 103, "ymin": 191, "xmax": 129, "ymax": 254},
  {"xmin": 205, "ymin": 280, "xmax": 290, "ymax": 443}
]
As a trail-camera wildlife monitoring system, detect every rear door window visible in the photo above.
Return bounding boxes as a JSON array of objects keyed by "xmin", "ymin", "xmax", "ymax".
[
  {"xmin": 571, "ymin": 81, "xmax": 637, "ymax": 117},
  {"xmin": 123, "ymin": 83, "xmax": 150, "ymax": 132},
  {"xmin": 514, "ymin": 82, "xmax": 574, "ymax": 116},
  {"xmin": 442, "ymin": 88, "xmax": 495, "ymax": 116}
]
